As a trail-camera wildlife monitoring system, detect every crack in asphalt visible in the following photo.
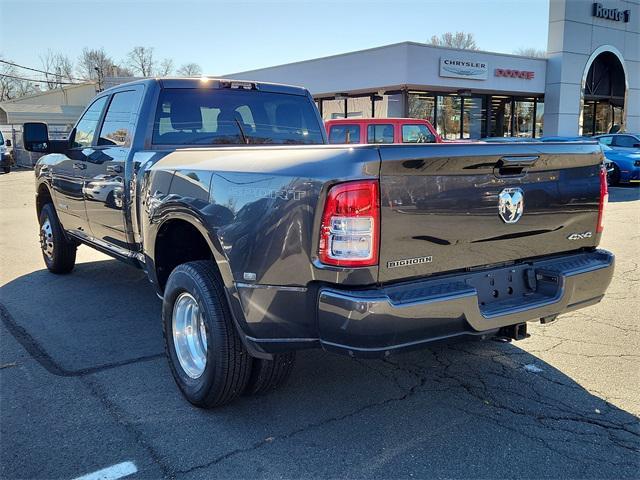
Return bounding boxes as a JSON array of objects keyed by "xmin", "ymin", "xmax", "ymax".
[
  {"xmin": 0, "ymin": 303, "xmax": 175, "ymax": 478},
  {"xmin": 0, "ymin": 303, "xmax": 165, "ymax": 377},
  {"xmin": 174, "ymin": 341, "xmax": 639, "ymax": 477}
]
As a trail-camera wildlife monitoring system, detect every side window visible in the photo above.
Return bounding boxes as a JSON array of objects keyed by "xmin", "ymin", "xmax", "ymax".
[
  {"xmin": 402, "ymin": 124, "xmax": 436, "ymax": 143},
  {"xmin": 72, "ymin": 96, "xmax": 108, "ymax": 148},
  {"xmin": 98, "ymin": 90, "xmax": 141, "ymax": 147},
  {"xmin": 597, "ymin": 136, "xmax": 613, "ymax": 146},
  {"xmin": 329, "ymin": 125, "xmax": 360, "ymax": 144},
  {"xmin": 613, "ymin": 135, "xmax": 637, "ymax": 148},
  {"xmin": 367, "ymin": 124, "xmax": 394, "ymax": 144}
]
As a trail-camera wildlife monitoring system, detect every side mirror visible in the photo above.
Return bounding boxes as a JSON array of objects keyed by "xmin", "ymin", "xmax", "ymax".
[
  {"xmin": 633, "ymin": 143, "xmax": 640, "ymax": 148},
  {"xmin": 23, "ymin": 122, "xmax": 50, "ymax": 153},
  {"xmin": 5, "ymin": 139, "xmax": 11, "ymax": 147}
]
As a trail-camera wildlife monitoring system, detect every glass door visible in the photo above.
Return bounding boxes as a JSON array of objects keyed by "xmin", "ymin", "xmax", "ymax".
[
  {"xmin": 489, "ymin": 96, "xmax": 511, "ymax": 137},
  {"xmin": 436, "ymin": 96, "xmax": 461, "ymax": 140}
]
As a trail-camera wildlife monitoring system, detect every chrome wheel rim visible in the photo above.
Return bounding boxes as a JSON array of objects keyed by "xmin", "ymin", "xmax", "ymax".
[
  {"xmin": 172, "ymin": 292, "xmax": 208, "ymax": 379},
  {"xmin": 40, "ymin": 218, "xmax": 54, "ymax": 260}
]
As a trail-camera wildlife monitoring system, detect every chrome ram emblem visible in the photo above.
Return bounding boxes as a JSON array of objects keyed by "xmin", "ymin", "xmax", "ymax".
[{"xmin": 498, "ymin": 188, "xmax": 524, "ymax": 224}]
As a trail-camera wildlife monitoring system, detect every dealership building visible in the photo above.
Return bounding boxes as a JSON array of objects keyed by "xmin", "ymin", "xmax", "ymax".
[{"xmin": 230, "ymin": 0, "xmax": 639, "ymax": 139}]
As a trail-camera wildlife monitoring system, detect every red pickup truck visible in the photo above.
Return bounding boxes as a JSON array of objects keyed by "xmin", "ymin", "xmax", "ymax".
[{"xmin": 326, "ymin": 118, "xmax": 442, "ymax": 144}]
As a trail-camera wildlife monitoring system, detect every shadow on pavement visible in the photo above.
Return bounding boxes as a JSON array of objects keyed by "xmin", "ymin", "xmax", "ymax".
[
  {"xmin": 0, "ymin": 259, "xmax": 163, "ymax": 373},
  {"xmin": 608, "ymin": 185, "xmax": 640, "ymax": 203},
  {"xmin": 1, "ymin": 259, "xmax": 638, "ymax": 478}
]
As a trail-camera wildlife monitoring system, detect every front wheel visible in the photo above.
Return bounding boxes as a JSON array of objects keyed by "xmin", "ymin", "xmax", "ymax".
[
  {"xmin": 608, "ymin": 163, "xmax": 621, "ymax": 186},
  {"xmin": 162, "ymin": 261, "xmax": 252, "ymax": 408},
  {"xmin": 38, "ymin": 203, "xmax": 77, "ymax": 274},
  {"xmin": 2, "ymin": 166, "xmax": 9, "ymax": 174}
]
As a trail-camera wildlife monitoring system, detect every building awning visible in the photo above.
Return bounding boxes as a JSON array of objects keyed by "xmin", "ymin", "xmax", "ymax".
[{"xmin": 0, "ymin": 103, "xmax": 85, "ymax": 125}]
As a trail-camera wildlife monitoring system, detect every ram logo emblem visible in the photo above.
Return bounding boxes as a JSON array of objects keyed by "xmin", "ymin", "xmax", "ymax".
[{"xmin": 498, "ymin": 188, "xmax": 524, "ymax": 224}]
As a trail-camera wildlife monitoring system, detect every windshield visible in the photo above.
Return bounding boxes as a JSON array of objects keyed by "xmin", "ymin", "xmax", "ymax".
[
  {"xmin": 0, "ymin": 131, "xmax": 4, "ymax": 145},
  {"xmin": 152, "ymin": 88, "xmax": 324, "ymax": 146}
]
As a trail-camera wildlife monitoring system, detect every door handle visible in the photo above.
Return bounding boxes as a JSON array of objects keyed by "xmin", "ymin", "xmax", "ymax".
[
  {"xmin": 107, "ymin": 165, "xmax": 123, "ymax": 173},
  {"xmin": 72, "ymin": 162, "xmax": 86, "ymax": 170}
]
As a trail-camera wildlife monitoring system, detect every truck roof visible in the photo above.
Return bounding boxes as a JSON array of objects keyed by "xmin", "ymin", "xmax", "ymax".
[{"xmin": 101, "ymin": 77, "xmax": 310, "ymax": 96}]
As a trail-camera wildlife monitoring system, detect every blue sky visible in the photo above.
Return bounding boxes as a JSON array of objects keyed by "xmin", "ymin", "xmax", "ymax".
[{"xmin": 1, "ymin": 0, "xmax": 550, "ymax": 76}]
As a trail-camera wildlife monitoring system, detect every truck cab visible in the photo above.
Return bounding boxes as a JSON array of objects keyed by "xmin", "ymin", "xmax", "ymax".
[{"xmin": 325, "ymin": 118, "xmax": 441, "ymax": 145}]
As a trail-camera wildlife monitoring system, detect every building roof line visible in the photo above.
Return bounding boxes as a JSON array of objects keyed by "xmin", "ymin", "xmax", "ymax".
[
  {"xmin": 227, "ymin": 41, "xmax": 548, "ymax": 76},
  {"xmin": 0, "ymin": 81, "xmax": 97, "ymax": 104}
]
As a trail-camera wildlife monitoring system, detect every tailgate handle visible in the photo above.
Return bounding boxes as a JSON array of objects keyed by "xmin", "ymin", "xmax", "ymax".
[
  {"xmin": 498, "ymin": 156, "xmax": 539, "ymax": 167},
  {"xmin": 495, "ymin": 156, "xmax": 539, "ymax": 177}
]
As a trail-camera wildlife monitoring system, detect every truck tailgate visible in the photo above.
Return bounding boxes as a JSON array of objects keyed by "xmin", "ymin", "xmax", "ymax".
[{"xmin": 378, "ymin": 142, "xmax": 604, "ymax": 283}]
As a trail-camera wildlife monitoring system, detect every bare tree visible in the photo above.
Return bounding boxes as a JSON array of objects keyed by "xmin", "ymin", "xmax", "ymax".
[
  {"xmin": 127, "ymin": 46, "xmax": 155, "ymax": 77},
  {"xmin": 158, "ymin": 58, "xmax": 173, "ymax": 76},
  {"xmin": 177, "ymin": 63, "xmax": 203, "ymax": 76},
  {"xmin": 0, "ymin": 56, "xmax": 39, "ymax": 100},
  {"xmin": 0, "ymin": 58, "xmax": 18, "ymax": 101},
  {"xmin": 40, "ymin": 50, "xmax": 75, "ymax": 89},
  {"xmin": 428, "ymin": 32, "xmax": 479, "ymax": 50},
  {"xmin": 77, "ymin": 47, "xmax": 114, "ymax": 81},
  {"xmin": 513, "ymin": 47, "xmax": 547, "ymax": 58}
]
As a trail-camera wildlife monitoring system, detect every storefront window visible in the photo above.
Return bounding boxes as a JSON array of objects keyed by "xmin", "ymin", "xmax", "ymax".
[
  {"xmin": 582, "ymin": 102, "xmax": 595, "ymax": 136},
  {"xmin": 535, "ymin": 100, "xmax": 544, "ymax": 137},
  {"xmin": 489, "ymin": 96, "xmax": 511, "ymax": 137},
  {"xmin": 436, "ymin": 96, "xmax": 461, "ymax": 140},
  {"xmin": 514, "ymin": 99, "xmax": 535, "ymax": 137},
  {"xmin": 373, "ymin": 93, "xmax": 404, "ymax": 118},
  {"xmin": 594, "ymin": 102, "xmax": 613, "ymax": 135},
  {"xmin": 408, "ymin": 92, "xmax": 435, "ymax": 124},
  {"xmin": 462, "ymin": 96, "xmax": 486, "ymax": 139},
  {"xmin": 321, "ymin": 99, "xmax": 345, "ymax": 120},
  {"xmin": 347, "ymin": 96, "xmax": 373, "ymax": 118}
]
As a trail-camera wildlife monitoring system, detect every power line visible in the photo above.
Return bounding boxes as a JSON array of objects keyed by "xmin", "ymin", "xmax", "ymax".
[
  {"xmin": 0, "ymin": 59, "xmax": 89, "ymax": 82},
  {"xmin": 0, "ymin": 72, "xmax": 85, "ymax": 85}
]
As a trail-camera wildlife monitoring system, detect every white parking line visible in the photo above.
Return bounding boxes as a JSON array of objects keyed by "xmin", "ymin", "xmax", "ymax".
[{"xmin": 72, "ymin": 461, "xmax": 138, "ymax": 480}]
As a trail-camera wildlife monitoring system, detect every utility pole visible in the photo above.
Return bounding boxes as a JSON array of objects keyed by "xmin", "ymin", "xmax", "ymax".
[{"xmin": 94, "ymin": 66, "xmax": 103, "ymax": 92}]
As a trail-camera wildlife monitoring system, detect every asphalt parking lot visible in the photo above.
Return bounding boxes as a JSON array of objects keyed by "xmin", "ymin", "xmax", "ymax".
[{"xmin": 1, "ymin": 169, "xmax": 638, "ymax": 480}]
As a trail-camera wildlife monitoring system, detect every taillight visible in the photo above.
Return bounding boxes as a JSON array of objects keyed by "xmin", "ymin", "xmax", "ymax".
[
  {"xmin": 318, "ymin": 180, "xmax": 379, "ymax": 267},
  {"xmin": 597, "ymin": 165, "xmax": 608, "ymax": 233}
]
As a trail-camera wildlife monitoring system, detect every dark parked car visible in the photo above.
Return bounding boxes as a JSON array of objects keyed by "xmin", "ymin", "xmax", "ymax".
[
  {"xmin": 0, "ymin": 131, "xmax": 14, "ymax": 173},
  {"xmin": 23, "ymin": 78, "xmax": 614, "ymax": 407}
]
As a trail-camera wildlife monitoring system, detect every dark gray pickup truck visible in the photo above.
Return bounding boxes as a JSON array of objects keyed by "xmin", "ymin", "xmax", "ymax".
[{"xmin": 24, "ymin": 78, "xmax": 614, "ymax": 407}]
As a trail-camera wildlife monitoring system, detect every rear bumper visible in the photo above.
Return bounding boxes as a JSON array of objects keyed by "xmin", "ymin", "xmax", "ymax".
[{"xmin": 317, "ymin": 250, "xmax": 614, "ymax": 357}]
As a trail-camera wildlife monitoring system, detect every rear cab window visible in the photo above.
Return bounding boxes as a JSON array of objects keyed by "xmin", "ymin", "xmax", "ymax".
[
  {"xmin": 328, "ymin": 125, "xmax": 360, "ymax": 144},
  {"xmin": 402, "ymin": 124, "xmax": 436, "ymax": 143},
  {"xmin": 367, "ymin": 124, "xmax": 394, "ymax": 144},
  {"xmin": 152, "ymin": 88, "xmax": 323, "ymax": 146}
]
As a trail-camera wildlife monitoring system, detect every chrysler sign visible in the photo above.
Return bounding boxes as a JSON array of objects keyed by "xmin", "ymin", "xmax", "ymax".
[{"xmin": 440, "ymin": 58, "xmax": 488, "ymax": 80}]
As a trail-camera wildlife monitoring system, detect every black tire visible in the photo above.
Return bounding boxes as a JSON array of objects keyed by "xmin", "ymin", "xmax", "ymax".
[
  {"xmin": 608, "ymin": 163, "xmax": 621, "ymax": 186},
  {"xmin": 105, "ymin": 191, "xmax": 116, "ymax": 209},
  {"xmin": 162, "ymin": 261, "xmax": 252, "ymax": 408},
  {"xmin": 244, "ymin": 352, "xmax": 296, "ymax": 396},
  {"xmin": 38, "ymin": 203, "xmax": 77, "ymax": 274},
  {"xmin": 2, "ymin": 166, "xmax": 9, "ymax": 174}
]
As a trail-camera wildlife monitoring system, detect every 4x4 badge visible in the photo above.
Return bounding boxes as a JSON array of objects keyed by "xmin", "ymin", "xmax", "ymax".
[
  {"xmin": 567, "ymin": 231, "xmax": 592, "ymax": 240},
  {"xmin": 498, "ymin": 188, "xmax": 524, "ymax": 224}
]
